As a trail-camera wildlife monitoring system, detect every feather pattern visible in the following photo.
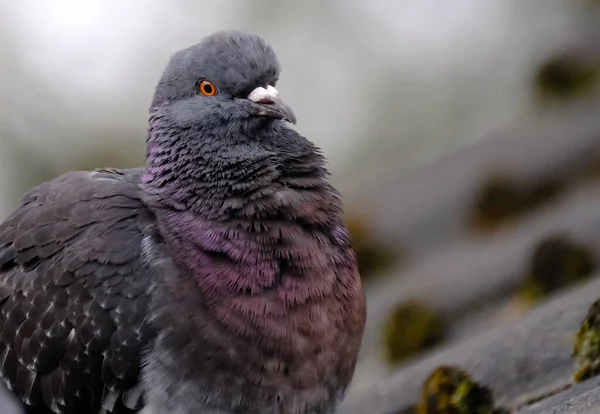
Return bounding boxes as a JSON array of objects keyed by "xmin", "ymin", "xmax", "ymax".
[{"xmin": 0, "ymin": 169, "xmax": 156, "ymax": 414}]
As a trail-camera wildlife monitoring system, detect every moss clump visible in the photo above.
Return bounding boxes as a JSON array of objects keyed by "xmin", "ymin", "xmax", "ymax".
[
  {"xmin": 525, "ymin": 178, "xmax": 564, "ymax": 209},
  {"xmin": 417, "ymin": 366, "xmax": 496, "ymax": 414},
  {"xmin": 396, "ymin": 406, "xmax": 418, "ymax": 414},
  {"xmin": 534, "ymin": 55, "xmax": 600, "ymax": 104},
  {"xmin": 469, "ymin": 176, "xmax": 524, "ymax": 231},
  {"xmin": 521, "ymin": 235, "xmax": 596, "ymax": 303},
  {"xmin": 383, "ymin": 300, "xmax": 444, "ymax": 365},
  {"xmin": 345, "ymin": 212, "xmax": 398, "ymax": 281},
  {"xmin": 573, "ymin": 299, "xmax": 600, "ymax": 382},
  {"xmin": 469, "ymin": 174, "xmax": 564, "ymax": 233}
]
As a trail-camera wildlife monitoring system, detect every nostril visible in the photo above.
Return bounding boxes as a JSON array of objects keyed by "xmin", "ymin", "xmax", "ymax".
[{"xmin": 258, "ymin": 98, "xmax": 274, "ymax": 104}]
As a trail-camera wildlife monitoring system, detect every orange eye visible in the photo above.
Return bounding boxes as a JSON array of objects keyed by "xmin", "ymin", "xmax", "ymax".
[{"xmin": 198, "ymin": 80, "xmax": 217, "ymax": 96}]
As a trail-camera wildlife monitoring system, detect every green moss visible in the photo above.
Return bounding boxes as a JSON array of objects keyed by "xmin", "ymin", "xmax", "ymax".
[
  {"xmin": 396, "ymin": 406, "xmax": 418, "ymax": 414},
  {"xmin": 573, "ymin": 299, "xmax": 600, "ymax": 382},
  {"xmin": 345, "ymin": 212, "xmax": 399, "ymax": 280},
  {"xmin": 469, "ymin": 175, "xmax": 524, "ymax": 232},
  {"xmin": 469, "ymin": 174, "xmax": 564, "ymax": 233},
  {"xmin": 525, "ymin": 178, "xmax": 564, "ymax": 209},
  {"xmin": 534, "ymin": 55, "xmax": 600, "ymax": 104},
  {"xmin": 417, "ymin": 366, "xmax": 496, "ymax": 414},
  {"xmin": 521, "ymin": 235, "xmax": 596, "ymax": 303},
  {"xmin": 383, "ymin": 300, "xmax": 444, "ymax": 365}
]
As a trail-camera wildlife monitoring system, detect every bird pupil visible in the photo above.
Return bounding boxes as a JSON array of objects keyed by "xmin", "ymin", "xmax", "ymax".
[{"xmin": 204, "ymin": 84, "xmax": 213, "ymax": 94}]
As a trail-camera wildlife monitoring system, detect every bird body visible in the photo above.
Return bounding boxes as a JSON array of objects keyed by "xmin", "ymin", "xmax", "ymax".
[{"xmin": 0, "ymin": 31, "xmax": 365, "ymax": 414}]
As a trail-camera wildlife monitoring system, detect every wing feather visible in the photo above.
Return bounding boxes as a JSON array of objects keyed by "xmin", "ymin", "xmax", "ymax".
[{"xmin": 0, "ymin": 168, "xmax": 156, "ymax": 414}]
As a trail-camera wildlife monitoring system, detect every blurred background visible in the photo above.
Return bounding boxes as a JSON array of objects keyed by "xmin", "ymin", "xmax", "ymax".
[{"xmin": 3, "ymin": 0, "xmax": 600, "ymax": 412}]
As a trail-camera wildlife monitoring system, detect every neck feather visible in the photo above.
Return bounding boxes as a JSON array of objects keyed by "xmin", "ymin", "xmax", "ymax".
[
  {"xmin": 140, "ymin": 113, "xmax": 363, "ymax": 413},
  {"xmin": 141, "ymin": 113, "xmax": 348, "ymax": 301}
]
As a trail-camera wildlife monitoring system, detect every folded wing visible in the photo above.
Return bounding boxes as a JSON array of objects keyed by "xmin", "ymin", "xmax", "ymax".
[{"xmin": 0, "ymin": 168, "xmax": 156, "ymax": 414}]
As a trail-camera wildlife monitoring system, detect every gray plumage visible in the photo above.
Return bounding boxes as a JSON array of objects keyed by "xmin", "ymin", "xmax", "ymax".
[{"xmin": 0, "ymin": 31, "xmax": 366, "ymax": 414}]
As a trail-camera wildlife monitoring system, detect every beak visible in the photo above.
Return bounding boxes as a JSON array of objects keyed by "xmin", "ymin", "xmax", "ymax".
[{"xmin": 247, "ymin": 85, "xmax": 297, "ymax": 124}]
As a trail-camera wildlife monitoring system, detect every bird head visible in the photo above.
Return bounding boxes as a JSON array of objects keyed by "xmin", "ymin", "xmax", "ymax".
[{"xmin": 150, "ymin": 31, "xmax": 297, "ymax": 129}]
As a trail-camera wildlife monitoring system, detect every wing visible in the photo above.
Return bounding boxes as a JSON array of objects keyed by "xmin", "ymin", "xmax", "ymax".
[{"xmin": 0, "ymin": 168, "xmax": 156, "ymax": 414}]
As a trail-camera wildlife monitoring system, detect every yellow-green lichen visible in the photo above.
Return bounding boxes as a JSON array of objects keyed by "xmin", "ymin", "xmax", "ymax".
[
  {"xmin": 417, "ymin": 366, "xmax": 496, "ymax": 414},
  {"xmin": 345, "ymin": 212, "xmax": 399, "ymax": 281},
  {"xmin": 525, "ymin": 178, "xmax": 564, "ymax": 210},
  {"xmin": 396, "ymin": 406, "xmax": 418, "ymax": 414},
  {"xmin": 534, "ymin": 54, "xmax": 600, "ymax": 105},
  {"xmin": 383, "ymin": 300, "xmax": 444, "ymax": 365},
  {"xmin": 469, "ymin": 175, "xmax": 524, "ymax": 232},
  {"xmin": 469, "ymin": 174, "xmax": 563, "ymax": 233},
  {"xmin": 520, "ymin": 235, "xmax": 596, "ymax": 304},
  {"xmin": 573, "ymin": 299, "xmax": 600, "ymax": 382}
]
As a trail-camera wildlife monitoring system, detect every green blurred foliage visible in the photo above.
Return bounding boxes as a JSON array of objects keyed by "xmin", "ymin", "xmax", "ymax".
[
  {"xmin": 521, "ymin": 235, "xmax": 596, "ymax": 303},
  {"xmin": 469, "ymin": 174, "xmax": 563, "ymax": 232},
  {"xmin": 68, "ymin": 147, "xmax": 145, "ymax": 173},
  {"xmin": 417, "ymin": 365, "xmax": 500, "ymax": 414},
  {"xmin": 346, "ymin": 211, "xmax": 399, "ymax": 281},
  {"xmin": 383, "ymin": 300, "xmax": 444, "ymax": 365},
  {"xmin": 534, "ymin": 54, "xmax": 600, "ymax": 105},
  {"xmin": 573, "ymin": 299, "xmax": 600, "ymax": 382},
  {"xmin": 4, "ymin": 139, "xmax": 144, "ymax": 211}
]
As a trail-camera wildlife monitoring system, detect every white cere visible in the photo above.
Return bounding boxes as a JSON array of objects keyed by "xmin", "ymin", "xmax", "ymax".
[{"xmin": 247, "ymin": 85, "xmax": 279, "ymax": 103}]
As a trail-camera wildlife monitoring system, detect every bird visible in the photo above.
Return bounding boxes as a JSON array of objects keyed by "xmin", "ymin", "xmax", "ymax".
[{"xmin": 0, "ymin": 30, "xmax": 366, "ymax": 414}]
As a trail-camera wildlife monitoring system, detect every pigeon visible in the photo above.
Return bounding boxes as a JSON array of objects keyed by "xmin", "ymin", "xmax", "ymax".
[{"xmin": 0, "ymin": 30, "xmax": 366, "ymax": 414}]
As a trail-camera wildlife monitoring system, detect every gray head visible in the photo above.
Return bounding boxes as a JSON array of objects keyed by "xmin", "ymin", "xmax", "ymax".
[{"xmin": 151, "ymin": 31, "xmax": 296, "ymax": 129}]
